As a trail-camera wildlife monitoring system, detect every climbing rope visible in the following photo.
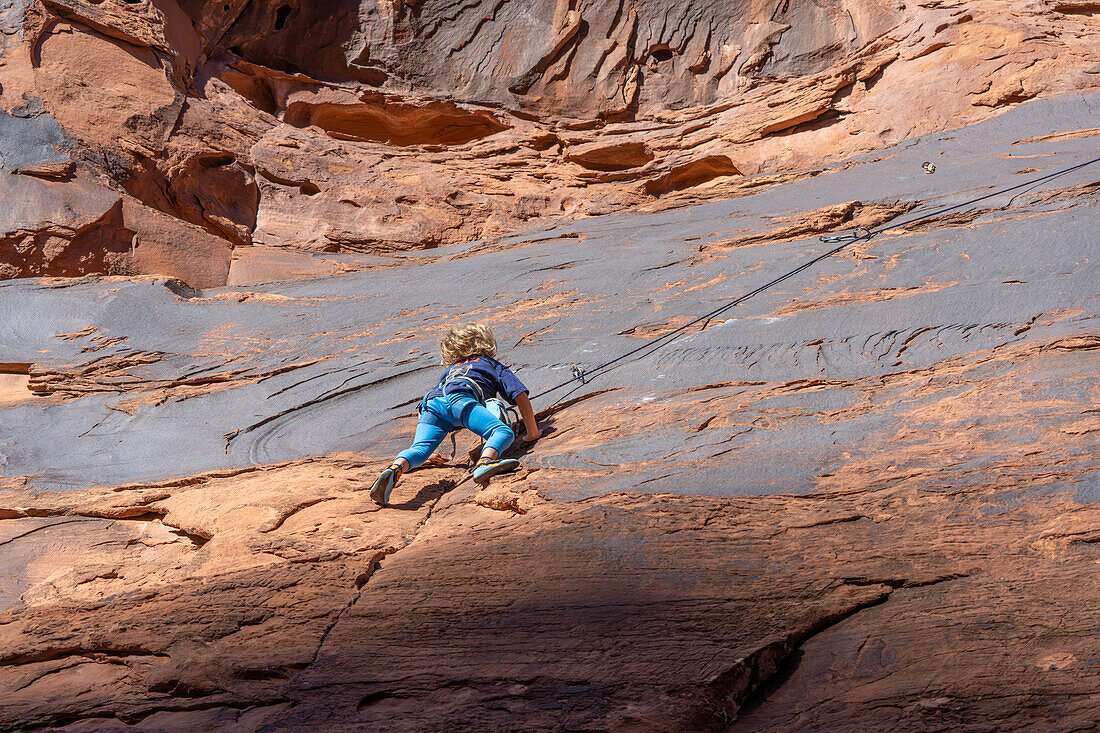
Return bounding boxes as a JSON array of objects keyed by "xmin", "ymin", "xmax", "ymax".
[{"xmin": 531, "ymin": 153, "xmax": 1100, "ymax": 403}]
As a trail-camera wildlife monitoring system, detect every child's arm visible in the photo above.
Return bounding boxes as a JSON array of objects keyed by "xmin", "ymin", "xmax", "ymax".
[{"xmin": 514, "ymin": 391, "xmax": 540, "ymax": 442}]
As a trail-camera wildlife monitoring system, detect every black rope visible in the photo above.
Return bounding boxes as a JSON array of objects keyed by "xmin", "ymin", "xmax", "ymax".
[{"xmin": 531, "ymin": 153, "xmax": 1100, "ymax": 402}]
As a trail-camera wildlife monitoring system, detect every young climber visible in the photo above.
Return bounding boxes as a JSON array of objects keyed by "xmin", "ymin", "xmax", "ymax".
[{"xmin": 369, "ymin": 323, "xmax": 540, "ymax": 506}]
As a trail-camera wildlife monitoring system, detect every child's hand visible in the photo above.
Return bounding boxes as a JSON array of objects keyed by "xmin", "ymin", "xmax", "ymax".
[{"xmin": 425, "ymin": 453, "xmax": 448, "ymax": 467}]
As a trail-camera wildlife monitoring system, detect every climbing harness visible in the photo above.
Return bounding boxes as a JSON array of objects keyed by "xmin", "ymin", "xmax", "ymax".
[
  {"xmin": 442, "ymin": 374, "xmax": 484, "ymax": 402},
  {"xmin": 419, "ymin": 360, "xmax": 520, "ymax": 461},
  {"xmin": 418, "ymin": 356, "xmax": 486, "ymax": 413},
  {"xmin": 531, "ymin": 153, "xmax": 1100, "ymax": 404},
  {"xmin": 441, "ymin": 357, "xmax": 487, "ymax": 402}
]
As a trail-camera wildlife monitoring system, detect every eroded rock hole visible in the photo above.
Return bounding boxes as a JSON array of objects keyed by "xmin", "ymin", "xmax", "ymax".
[
  {"xmin": 649, "ymin": 45, "xmax": 674, "ymax": 63},
  {"xmin": 358, "ymin": 691, "xmax": 401, "ymax": 711},
  {"xmin": 199, "ymin": 153, "xmax": 235, "ymax": 169},
  {"xmin": 274, "ymin": 4, "xmax": 292, "ymax": 30},
  {"xmin": 282, "ymin": 99, "xmax": 511, "ymax": 146}
]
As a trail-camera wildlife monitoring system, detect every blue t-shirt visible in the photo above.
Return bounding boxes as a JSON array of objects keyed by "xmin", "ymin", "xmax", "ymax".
[{"xmin": 425, "ymin": 355, "xmax": 528, "ymax": 404}]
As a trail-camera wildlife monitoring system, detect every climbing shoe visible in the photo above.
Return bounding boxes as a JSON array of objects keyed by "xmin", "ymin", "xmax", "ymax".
[
  {"xmin": 369, "ymin": 464, "xmax": 403, "ymax": 506},
  {"xmin": 472, "ymin": 457, "xmax": 519, "ymax": 485}
]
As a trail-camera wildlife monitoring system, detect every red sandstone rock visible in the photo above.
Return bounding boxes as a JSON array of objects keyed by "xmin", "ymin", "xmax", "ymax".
[
  {"xmin": 644, "ymin": 155, "xmax": 742, "ymax": 196},
  {"xmin": 565, "ymin": 141, "xmax": 655, "ymax": 172},
  {"xmin": 123, "ymin": 197, "xmax": 233, "ymax": 288},
  {"xmin": 1, "ymin": 0, "xmax": 1097, "ymax": 283},
  {"xmin": 283, "ymin": 89, "xmax": 511, "ymax": 147},
  {"xmin": 31, "ymin": 19, "xmax": 181, "ymax": 157},
  {"xmin": 0, "ymin": 165, "xmax": 234, "ymax": 284},
  {"xmin": 0, "ymin": 170, "xmax": 131, "ymax": 279},
  {"xmin": 0, "ymin": 460, "xmax": 1096, "ymax": 731}
]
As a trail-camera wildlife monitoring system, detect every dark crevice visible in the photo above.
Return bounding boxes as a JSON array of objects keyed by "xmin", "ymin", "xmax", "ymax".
[
  {"xmin": 838, "ymin": 572, "xmax": 970, "ymax": 589},
  {"xmin": 257, "ymin": 168, "xmax": 322, "ymax": 196},
  {"xmin": 16, "ymin": 698, "xmax": 294, "ymax": 731},
  {"xmin": 727, "ymin": 573, "xmax": 969, "ymax": 727},
  {"xmin": 274, "ymin": 4, "xmax": 292, "ymax": 31},
  {"xmin": 117, "ymin": 510, "xmax": 169, "ymax": 522},
  {"xmin": 263, "ymin": 497, "xmax": 338, "ymax": 533},
  {"xmin": 167, "ymin": 526, "xmax": 212, "ymax": 548},
  {"xmin": 294, "ymin": 462, "xmax": 473, "ymax": 686},
  {"xmin": 290, "ymin": 549, "xmax": 387, "ymax": 684},
  {"xmin": 235, "ymin": 666, "xmax": 293, "ymax": 681},
  {"xmin": 1, "ymin": 646, "xmax": 169, "ymax": 667},
  {"xmin": 0, "ymin": 517, "xmax": 90, "ymax": 548},
  {"xmin": 698, "ymin": 589, "xmax": 894, "ymax": 729}
]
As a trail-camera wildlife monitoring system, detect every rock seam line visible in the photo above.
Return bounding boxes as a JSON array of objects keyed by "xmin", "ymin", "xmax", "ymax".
[{"xmin": 292, "ymin": 468, "xmax": 466, "ymax": 681}]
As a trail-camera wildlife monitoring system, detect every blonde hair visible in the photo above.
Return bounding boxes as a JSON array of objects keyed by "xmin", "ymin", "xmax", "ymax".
[{"xmin": 440, "ymin": 323, "xmax": 497, "ymax": 365}]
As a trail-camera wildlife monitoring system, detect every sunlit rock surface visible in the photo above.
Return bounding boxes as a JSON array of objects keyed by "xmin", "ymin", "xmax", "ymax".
[{"xmin": 0, "ymin": 87, "xmax": 1098, "ymax": 730}]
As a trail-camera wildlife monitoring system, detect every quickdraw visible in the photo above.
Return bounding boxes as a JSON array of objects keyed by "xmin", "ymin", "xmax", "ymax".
[{"xmin": 819, "ymin": 227, "xmax": 871, "ymax": 244}]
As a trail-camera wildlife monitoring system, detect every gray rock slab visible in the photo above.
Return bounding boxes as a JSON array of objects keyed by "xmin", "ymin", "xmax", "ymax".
[
  {"xmin": 1, "ymin": 93, "xmax": 1097, "ymax": 496},
  {"xmin": 0, "ymin": 111, "xmax": 70, "ymax": 173}
]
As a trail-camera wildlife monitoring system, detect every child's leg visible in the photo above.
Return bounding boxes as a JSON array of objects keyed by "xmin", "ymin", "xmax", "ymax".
[
  {"xmin": 371, "ymin": 403, "xmax": 455, "ymax": 505},
  {"xmin": 395, "ymin": 411, "xmax": 452, "ymax": 470},
  {"xmin": 451, "ymin": 396, "xmax": 514, "ymax": 459}
]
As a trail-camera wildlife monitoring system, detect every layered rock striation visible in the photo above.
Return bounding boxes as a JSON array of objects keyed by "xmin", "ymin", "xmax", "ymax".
[{"xmin": 0, "ymin": 0, "xmax": 1098, "ymax": 284}]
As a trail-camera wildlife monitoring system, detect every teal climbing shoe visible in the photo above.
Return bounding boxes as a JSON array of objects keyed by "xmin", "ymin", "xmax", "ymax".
[{"xmin": 472, "ymin": 457, "xmax": 519, "ymax": 485}]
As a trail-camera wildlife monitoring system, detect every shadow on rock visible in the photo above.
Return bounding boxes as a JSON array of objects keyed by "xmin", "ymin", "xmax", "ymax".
[{"xmin": 389, "ymin": 477, "xmax": 457, "ymax": 511}]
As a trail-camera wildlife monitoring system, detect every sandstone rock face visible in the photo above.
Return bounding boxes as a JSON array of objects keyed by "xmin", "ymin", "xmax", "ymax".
[
  {"xmin": 0, "ymin": 169, "xmax": 130, "ymax": 279},
  {"xmin": 1, "ymin": 0, "xmax": 1099, "ymax": 728},
  {"xmin": 0, "ymin": 0, "xmax": 1097, "ymax": 283},
  {"xmin": 0, "ymin": 91, "xmax": 1098, "ymax": 730}
]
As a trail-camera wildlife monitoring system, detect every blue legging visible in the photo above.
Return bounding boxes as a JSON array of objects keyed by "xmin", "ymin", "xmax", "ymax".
[{"xmin": 396, "ymin": 392, "xmax": 514, "ymax": 469}]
